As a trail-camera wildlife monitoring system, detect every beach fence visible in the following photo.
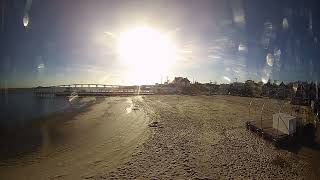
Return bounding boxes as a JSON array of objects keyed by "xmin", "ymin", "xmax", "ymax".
[{"xmin": 246, "ymin": 98, "xmax": 301, "ymax": 146}]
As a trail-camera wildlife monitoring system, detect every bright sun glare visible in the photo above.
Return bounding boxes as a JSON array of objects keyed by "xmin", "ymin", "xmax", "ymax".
[{"xmin": 117, "ymin": 26, "xmax": 177, "ymax": 84}]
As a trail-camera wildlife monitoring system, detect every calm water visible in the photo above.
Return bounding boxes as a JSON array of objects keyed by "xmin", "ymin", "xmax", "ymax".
[{"xmin": 0, "ymin": 89, "xmax": 70, "ymax": 127}]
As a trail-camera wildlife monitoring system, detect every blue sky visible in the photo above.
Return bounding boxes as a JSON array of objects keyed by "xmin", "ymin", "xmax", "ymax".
[{"xmin": 1, "ymin": 0, "xmax": 320, "ymax": 88}]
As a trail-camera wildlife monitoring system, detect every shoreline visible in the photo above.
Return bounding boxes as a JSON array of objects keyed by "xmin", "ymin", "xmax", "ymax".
[
  {"xmin": 0, "ymin": 96, "xmax": 150, "ymax": 179},
  {"xmin": 0, "ymin": 97, "xmax": 99, "ymax": 162}
]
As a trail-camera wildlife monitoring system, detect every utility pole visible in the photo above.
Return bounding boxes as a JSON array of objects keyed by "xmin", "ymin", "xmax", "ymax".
[
  {"xmin": 209, "ymin": 80, "xmax": 212, "ymax": 96},
  {"xmin": 316, "ymin": 80, "xmax": 318, "ymax": 100}
]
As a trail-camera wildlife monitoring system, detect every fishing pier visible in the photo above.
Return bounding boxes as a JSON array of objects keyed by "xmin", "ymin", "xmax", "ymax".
[{"xmin": 33, "ymin": 84, "xmax": 154, "ymax": 97}]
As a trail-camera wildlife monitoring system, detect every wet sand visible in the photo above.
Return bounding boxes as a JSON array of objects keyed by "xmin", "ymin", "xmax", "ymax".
[
  {"xmin": 0, "ymin": 96, "xmax": 149, "ymax": 179},
  {"xmin": 1, "ymin": 95, "xmax": 319, "ymax": 179}
]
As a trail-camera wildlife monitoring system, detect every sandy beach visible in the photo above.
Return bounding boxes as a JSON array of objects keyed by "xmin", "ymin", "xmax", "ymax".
[
  {"xmin": 99, "ymin": 95, "xmax": 320, "ymax": 179},
  {"xmin": 0, "ymin": 95, "xmax": 319, "ymax": 179},
  {"xmin": 0, "ymin": 96, "xmax": 149, "ymax": 179}
]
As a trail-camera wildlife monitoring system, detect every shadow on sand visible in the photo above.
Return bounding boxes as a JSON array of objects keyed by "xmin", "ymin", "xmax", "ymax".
[{"xmin": 279, "ymin": 124, "xmax": 320, "ymax": 153}]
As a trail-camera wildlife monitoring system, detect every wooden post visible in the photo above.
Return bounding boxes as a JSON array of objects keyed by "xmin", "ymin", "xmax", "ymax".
[{"xmin": 261, "ymin": 103, "xmax": 265, "ymax": 130}]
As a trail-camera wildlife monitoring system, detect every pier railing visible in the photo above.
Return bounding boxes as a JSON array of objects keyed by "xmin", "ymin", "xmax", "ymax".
[{"xmin": 33, "ymin": 84, "xmax": 154, "ymax": 97}]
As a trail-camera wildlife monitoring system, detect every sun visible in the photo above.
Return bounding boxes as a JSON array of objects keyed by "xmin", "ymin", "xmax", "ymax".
[{"xmin": 117, "ymin": 26, "xmax": 177, "ymax": 84}]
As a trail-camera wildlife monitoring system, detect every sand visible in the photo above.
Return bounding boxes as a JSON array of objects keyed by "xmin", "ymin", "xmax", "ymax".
[
  {"xmin": 97, "ymin": 95, "xmax": 319, "ymax": 179},
  {"xmin": 0, "ymin": 96, "xmax": 149, "ymax": 179},
  {"xmin": 1, "ymin": 95, "xmax": 319, "ymax": 179}
]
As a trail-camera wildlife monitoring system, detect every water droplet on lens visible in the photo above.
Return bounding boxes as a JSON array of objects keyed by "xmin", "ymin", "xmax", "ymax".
[
  {"xmin": 266, "ymin": 53, "xmax": 273, "ymax": 66},
  {"xmin": 282, "ymin": 18, "xmax": 289, "ymax": 30},
  {"xmin": 23, "ymin": 14, "xmax": 29, "ymax": 27}
]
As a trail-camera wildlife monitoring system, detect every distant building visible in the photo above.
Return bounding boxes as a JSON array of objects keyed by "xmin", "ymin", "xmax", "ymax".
[
  {"xmin": 230, "ymin": 82, "xmax": 245, "ymax": 96},
  {"xmin": 262, "ymin": 80, "xmax": 277, "ymax": 97},
  {"xmin": 172, "ymin": 77, "xmax": 191, "ymax": 87},
  {"xmin": 204, "ymin": 83, "xmax": 220, "ymax": 95},
  {"xmin": 170, "ymin": 77, "xmax": 190, "ymax": 94},
  {"xmin": 276, "ymin": 82, "xmax": 287, "ymax": 99},
  {"xmin": 244, "ymin": 80, "xmax": 258, "ymax": 97},
  {"xmin": 219, "ymin": 84, "xmax": 230, "ymax": 95}
]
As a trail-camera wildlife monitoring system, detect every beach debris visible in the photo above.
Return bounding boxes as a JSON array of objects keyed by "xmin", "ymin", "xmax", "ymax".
[
  {"xmin": 133, "ymin": 105, "xmax": 139, "ymax": 111},
  {"xmin": 82, "ymin": 175, "xmax": 95, "ymax": 179},
  {"xmin": 52, "ymin": 174, "xmax": 67, "ymax": 179},
  {"xmin": 148, "ymin": 121, "xmax": 160, "ymax": 128}
]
